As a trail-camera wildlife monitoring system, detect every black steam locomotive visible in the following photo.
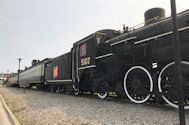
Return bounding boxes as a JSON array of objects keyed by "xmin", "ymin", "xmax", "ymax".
[{"xmin": 8, "ymin": 8, "xmax": 189, "ymax": 109}]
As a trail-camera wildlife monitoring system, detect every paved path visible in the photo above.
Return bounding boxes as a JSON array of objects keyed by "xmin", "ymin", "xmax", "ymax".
[{"xmin": 0, "ymin": 99, "xmax": 11, "ymax": 125}]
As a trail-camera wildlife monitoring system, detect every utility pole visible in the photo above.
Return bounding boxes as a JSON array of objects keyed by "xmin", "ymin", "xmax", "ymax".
[
  {"xmin": 1, "ymin": 72, "xmax": 3, "ymax": 85},
  {"xmin": 6, "ymin": 70, "xmax": 9, "ymax": 86},
  {"xmin": 17, "ymin": 58, "xmax": 22, "ymax": 88},
  {"xmin": 170, "ymin": 0, "xmax": 185, "ymax": 125}
]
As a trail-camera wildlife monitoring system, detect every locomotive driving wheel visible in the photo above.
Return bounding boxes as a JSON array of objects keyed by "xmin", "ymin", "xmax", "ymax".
[
  {"xmin": 55, "ymin": 86, "xmax": 60, "ymax": 93},
  {"xmin": 97, "ymin": 92, "xmax": 108, "ymax": 99},
  {"xmin": 158, "ymin": 61, "xmax": 189, "ymax": 109},
  {"xmin": 97, "ymin": 82, "xmax": 109, "ymax": 99},
  {"xmin": 73, "ymin": 84, "xmax": 80, "ymax": 95},
  {"xmin": 124, "ymin": 66, "xmax": 153, "ymax": 104}
]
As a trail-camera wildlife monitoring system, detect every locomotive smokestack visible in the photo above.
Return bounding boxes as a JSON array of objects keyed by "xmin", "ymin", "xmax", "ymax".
[{"xmin": 144, "ymin": 8, "xmax": 165, "ymax": 26}]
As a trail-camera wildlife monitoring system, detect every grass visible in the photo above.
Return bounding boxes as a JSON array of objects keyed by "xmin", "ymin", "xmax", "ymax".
[
  {"xmin": 0, "ymin": 86, "xmax": 100, "ymax": 125},
  {"xmin": 80, "ymin": 123, "xmax": 89, "ymax": 125}
]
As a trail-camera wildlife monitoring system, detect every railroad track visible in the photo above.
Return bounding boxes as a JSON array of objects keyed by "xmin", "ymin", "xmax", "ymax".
[
  {"xmin": 5, "ymin": 87, "xmax": 189, "ymax": 125},
  {"xmin": 23, "ymin": 86, "xmax": 177, "ymax": 110}
]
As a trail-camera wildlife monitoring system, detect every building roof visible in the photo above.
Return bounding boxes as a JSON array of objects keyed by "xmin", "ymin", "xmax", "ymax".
[{"xmin": 0, "ymin": 73, "xmax": 11, "ymax": 78}]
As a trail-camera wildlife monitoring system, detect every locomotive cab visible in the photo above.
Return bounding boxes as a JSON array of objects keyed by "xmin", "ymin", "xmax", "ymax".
[{"xmin": 71, "ymin": 29, "xmax": 120, "ymax": 96}]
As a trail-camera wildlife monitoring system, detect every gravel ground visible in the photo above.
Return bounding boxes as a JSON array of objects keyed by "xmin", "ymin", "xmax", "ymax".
[
  {"xmin": 0, "ymin": 86, "xmax": 99, "ymax": 125},
  {"xmin": 1, "ymin": 87, "xmax": 189, "ymax": 125}
]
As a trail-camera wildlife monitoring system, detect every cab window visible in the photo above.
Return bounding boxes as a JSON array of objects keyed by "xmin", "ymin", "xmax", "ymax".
[{"xmin": 80, "ymin": 43, "xmax": 86, "ymax": 57}]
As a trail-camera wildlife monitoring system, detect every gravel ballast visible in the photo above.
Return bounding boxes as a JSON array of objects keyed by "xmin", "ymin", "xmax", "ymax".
[{"xmin": 1, "ymin": 87, "xmax": 189, "ymax": 125}]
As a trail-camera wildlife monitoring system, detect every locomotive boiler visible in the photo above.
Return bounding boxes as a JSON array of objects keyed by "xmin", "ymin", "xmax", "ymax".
[
  {"xmin": 96, "ymin": 8, "xmax": 189, "ymax": 108},
  {"xmin": 7, "ymin": 8, "xmax": 189, "ymax": 109}
]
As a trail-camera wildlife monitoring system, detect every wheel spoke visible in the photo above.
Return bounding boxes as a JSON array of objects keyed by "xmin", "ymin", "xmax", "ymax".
[
  {"xmin": 129, "ymin": 73, "xmax": 137, "ymax": 79},
  {"xmin": 124, "ymin": 66, "xmax": 152, "ymax": 104},
  {"xmin": 141, "ymin": 79, "xmax": 150, "ymax": 83},
  {"xmin": 158, "ymin": 61, "xmax": 189, "ymax": 109}
]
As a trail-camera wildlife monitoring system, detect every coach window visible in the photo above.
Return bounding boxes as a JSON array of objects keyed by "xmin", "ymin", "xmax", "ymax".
[
  {"xmin": 80, "ymin": 43, "xmax": 86, "ymax": 57},
  {"xmin": 96, "ymin": 37, "xmax": 101, "ymax": 44}
]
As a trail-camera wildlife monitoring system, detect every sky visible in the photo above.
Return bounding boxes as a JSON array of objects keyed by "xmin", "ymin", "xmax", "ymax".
[{"xmin": 0, "ymin": 0, "xmax": 188, "ymax": 73}]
